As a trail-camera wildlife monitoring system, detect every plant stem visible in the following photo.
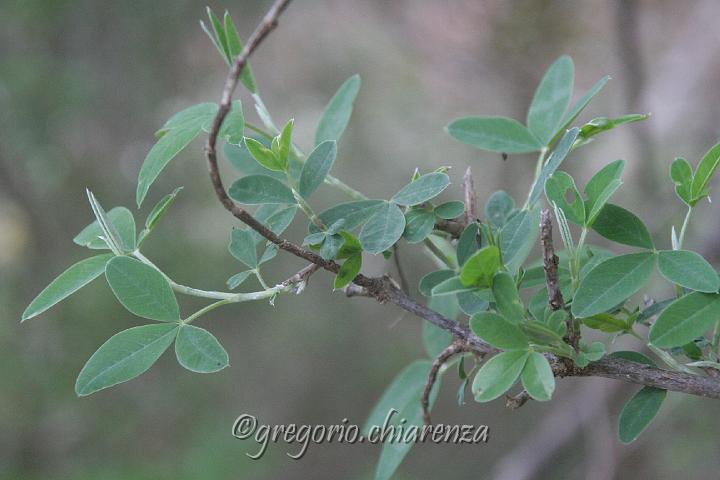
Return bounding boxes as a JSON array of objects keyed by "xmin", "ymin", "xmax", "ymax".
[
  {"xmin": 677, "ymin": 205, "xmax": 693, "ymax": 250},
  {"xmin": 183, "ymin": 299, "xmax": 233, "ymax": 324}
]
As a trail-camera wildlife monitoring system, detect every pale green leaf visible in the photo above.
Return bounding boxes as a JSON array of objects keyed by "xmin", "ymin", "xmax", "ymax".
[
  {"xmin": 521, "ymin": 351, "xmax": 555, "ymax": 401},
  {"xmin": 591, "ymin": 204, "xmax": 653, "ymax": 249},
  {"xmin": 228, "ymin": 174, "xmax": 296, "ymax": 205},
  {"xmin": 456, "ymin": 223, "xmax": 480, "ymax": 265},
  {"xmin": 473, "ymin": 350, "xmax": 529, "ymax": 402},
  {"xmin": 500, "ymin": 207, "xmax": 540, "ymax": 272},
  {"xmin": 649, "ymin": 292, "xmax": 720, "ymax": 348},
  {"xmin": 434, "ymin": 201, "xmax": 464, "ymax": 219},
  {"xmin": 690, "ymin": 142, "xmax": 720, "ymax": 202},
  {"xmin": 227, "ymin": 271, "xmax": 252, "ymax": 289},
  {"xmin": 223, "ymin": 11, "xmax": 257, "ymax": 92},
  {"xmin": 657, "ymin": 250, "xmax": 720, "ymax": 293},
  {"xmin": 485, "ymin": 190, "xmax": 515, "ymax": 227},
  {"xmin": 75, "ymin": 323, "xmax": 178, "ymax": 396},
  {"xmin": 555, "ymin": 75, "xmax": 611, "ymax": 137},
  {"xmin": 418, "ymin": 270, "xmax": 456, "ymax": 297},
  {"xmin": 315, "ymin": 74, "xmax": 361, "ymax": 146},
  {"xmin": 299, "ymin": 140, "xmax": 337, "ymax": 198},
  {"xmin": 460, "ymin": 246, "xmax": 501, "ymax": 287},
  {"xmin": 670, "ymin": 157, "xmax": 693, "ymax": 206},
  {"xmin": 446, "ymin": 116, "xmax": 542, "ymax": 153},
  {"xmin": 527, "ymin": 127, "xmax": 580, "ymax": 205},
  {"xmin": 105, "ymin": 256, "xmax": 180, "ymax": 321},
  {"xmin": 527, "ymin": 56, "xmax": 574, "ymax": 145},
  {"xmin": 310, "ymin": 200, "xmax": 385, "ymax": 234},
  {"xmin": 358, "ymin": 202, "xmax": 405, "ymax": 254},
  {"xmin": 391, "ymin": 172, "xmax": 450, "ymax": 207},
  {"xmin": 470, "ymin": 312, "xmax": 529, "ymax": 350},
  {"xmin": 492, "ymin": 271, "xmax": 525, "ymax": 324},
  {"xmin": 74, "ymin": 207, "xmax": 136, "ymax": 251},
  {"xmin": 545, "ymin": 171, "xmax": 585, "ymax": 225},
  {"xmin": 572, "ymin": 252, "xmax": 656, "ymax": 318},
  {"xmin": 175, "ymin": 324, "xmax": 229, "ymax": 373},
  {"xmin": 22, "ymin": 254, "xmax": 113, "ymax": 321},
  {"xmin": 228, "ymin": 229, "xmax": 258, "ymax": 268},
  {"xmin": 584, "ymin": 160, "xmax": 625, "ymax": 216},
  {"xmin": 402, "ymin": 209, "xmax": 435, "ymax": 244}
]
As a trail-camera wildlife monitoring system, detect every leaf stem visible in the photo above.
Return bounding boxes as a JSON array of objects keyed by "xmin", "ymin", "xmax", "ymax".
[
  {"xmin": 677, "ymin": 205, "xmax": 693, "ymax": 250},
  {"xmin": 183, "ymin": 299, "xmax": 233, "ymax": 324}
]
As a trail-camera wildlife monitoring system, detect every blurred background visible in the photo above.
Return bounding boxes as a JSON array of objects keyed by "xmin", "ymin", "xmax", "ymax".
[{"xmin": 2, "ymin": 0, "xmax": 720, "ymax": 478}]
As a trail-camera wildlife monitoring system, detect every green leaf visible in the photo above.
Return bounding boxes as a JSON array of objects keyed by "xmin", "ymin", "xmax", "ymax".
[
  {"xmin": 334, "ymin": 253, "xmax": 362, "ymax": 290},
  {"xmin": 144, "ymin": 187, "xmax": 182, "ymax": 232},
  {"xmin": 545, "ymin": 171, "xmax": 585, "ymax": 225},
  {"xmin": 418, "ymin": 270, "xmax": 456, "ymax": 297},
  {"xmin": 556, "ymin": 75, "xmax": 611, "ymax": 137},
  {"xmin": 105, "ymin": 256, "xmax": 180, "ymax": 321},
  {"xmin": 690, "ymin": 141, "xmax": 720, "ymax": 203},
  {"xmin": 670, "ymin": 157, "xmax": 693, "ymax": 205},
  {"xmin": 457, "ymin": 223, "xmax": 480, "ymax": 266},
  {"xmin": 218, "ymin": 100, "xmax": 244, "ymax": 144},
  {"xmin": 336, "ymin": 231, "xmax": 362, "ymax": 259},
  {"xmin": 315, "ymin": 74, "xmax": 361, "ymax": 146},
  {"xmin": 585, "ymin": 179, "xmax": 622, "ymax": 226},
  {"xmin": 175, "ymin": 324, "xmax": 229, "ymax": 373},
  {"xmin": 473, "ymin": 350, "xmax": 529, "ymax": 402},
  {"xmin": 228, "ymin": 229, "xmax": 258, "ymax": 268},
  {"xmin": 527, "ymin": 127, "xmax": 580, "ymax": 205},
  {"xmin": 403, "ymin": 209, "xmax": 435, "ymax": 244},
  {"xmin": 618, "ymin": 387, "xmax": 666, "ymax": 444},
  {"xmin": 22, "ymin": 254, "xmax": 113, "ymax": 321},
  {"xmin": 358, "ymin": 202, "xmax": 405, "ymax": 254},
  {"xmin": 584, "ymin": 160, "xmax": 625, "ymax": 217},
  {"xmin": 500, "ymin": 207, "xmax": 540, "ymax": 272},
  {"xmin": 431, "ymin": 277, "xmax": 478, "ymax": 296},
  {"xmin": 591, "ymin": 204, "xmax": 653, "ymax": 249},
  {"xmin": 434, "ymin": 201, "xmax": 464, "ymax": 219},
  {"xmin": 364, "ymin": 360, "xmax": 437, "ymax": 480},
  {"xmin": 657, "ymin": 250, "xmax": 720, "ymax": 293},
  {"xmin": 460, "ymin": 246, "xmax": 501, "ymax": 288},
  {"xmin": 446, "ymin": 116, "xmax": 542, "ymax": 153},
  {"xmin": 75, "ymin": 323, "xmax": 178, "ymax": 396},
  {"xmin": 572, "ymin": 252, "xmax": 656, "ymax": 318},
  {"xmin": 582, "ymin": 313, "xmax": 629, "ymax": 333},
  {"xmin": 224, "ymin": 141, "xmax": 286, "ymax": 179},
  {"xmin": 649, "ymin": 292, "xmax": 720, "ymax": 348},
  {"xmin": 206, "ymin": 7, "xmax": 230, "ymax": 62},
  {"xmin": 223, "ymin": 12, "xmax": 257, "ymax": 93},
  {"xmin": 156, "ymin": 103, "xmax": 217, "ymax": 136},
  {"xmin": 521, "ymin": 352, "xmax": 555, "ymax": 401},
  {"xmin": 609, "ymin": 350, "xmax": 655, "ymax": 366},
  {"xmin": 137, "ymin": 123, "xmax": 202, "ymax": 206},
  {"xmin": 227, "ymin": 271, "xmax": 252, "ymax": 289},
  {"xmin": 85, "ymin": 191, "xmax": 131, "ymax": 254},
  {"xmin": 310, "ymin": 200, "xmax": 385, "ymax": 234},
  {"xmin": 228, "ymin": 174, "xmax": 296, "ymax": 205},
  {"xmin": 527, "ymin": 56, "xmax": 574, "ymax": 145},
  {"xmin": 74, "ymin": 207, "xmax": 136, "ymax": 251},
  {"xmin": 458, "ymin": 291, "xmax": 490, "ymax": 315},
  {"xmin": 492, "ymin": 272, "xmax": 525, "ymax": 323},
  {"xmin": 245, "ymin": 137, "xmax": 284, "ymax": 172},
  {"xmin": 298, "ymin": 140, "xmax": 337, "ymax": 198},
  {"xmin": 391, "ymin": 172, "xmax": 450, "ymax": 207},
  {"xmin": 578, "ymin": 114, "xmax": 649, "ymax": 142},
  {"xmin": 470, "ymin": 312, "xmax": 529, "ymax": 350},
  {"xmin": 485, "ymin": 191, "xmax": 515, "ymax": 227}
]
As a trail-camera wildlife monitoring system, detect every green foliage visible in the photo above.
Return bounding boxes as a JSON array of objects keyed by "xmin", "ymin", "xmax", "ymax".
[
  {"xmin": 460, "ymin": 246, "xmax": 501, "ymax": 287},
  {"xmin": 649, "ymin": 292, "xmax": 720, "ymax": 348},
  {"xmin": 359, "ymin": 202, "xmax": 405, "ymax": 254},
  {"xmin": 470, "ymin": 312, "xmax": 529, "ymax": 350},
  {"xmin": 315, "ymin": 74, "xmax": 361, "ymax": 146},
  {"xmin": 74, "ymin": 207, "xmax": 137, "ymax": 251},
  {"xmin": 473, "ymin": 350, "xmax": 529, "ymax": 402},
  {"xmin": 447, "ymin": 116, "xmax": 542, "ymax": 153},
  {"xmin": 500, "ymin": 207, "xmax": 540, "ymax": 272},
  {"xmin": 391, "ymin": 172, "xmax": 450, "ymax": 206},
  {"xmin": 521, "ymin": 352, "xmax": 555, "ymax": 401},
  {"xmin": 105, "ymin": 256, "xmax": 180, "ymax": 321},
  {"xmin": 175, "ymin": 325, "xmax": 229, "ymax": 373},
  {"xmin": 527, "ymin": 56, "xmax": 574, "ymax": 145},
  {"xmin": 657, "ymin": 250, "xmax": 720, "ymax": 293},
  {"xmin": 618, "ymin": 387, "xmax": 666, "ymax": 444},
  {"xmin": 298, "ymin": 140, "xmax": 337, "ymax": 198},
  {"xmin": 228, "ymin": 174, "xmax": 296, "ymax": 204},
  {"xmin": 591, "ymin": 204, "xmax": 653, "ymax": 249}
]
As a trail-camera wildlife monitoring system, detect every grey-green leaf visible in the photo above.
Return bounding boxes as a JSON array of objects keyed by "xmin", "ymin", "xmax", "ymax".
[
  {"xmin": 473, "ymin": 350, "xmax": 529, "ymax": 402},
  {"xmin": 618, "ymin": 387, "xmax": 666, "ymax": 444},
  {"xmin": 403, "ymin": 209, "xmax": 435, "ymax": 244},
  {"xmin": 310, "ymin": 200, "xmax": 385, "ymax": 234},
  {"xmin": 556, "ymin": 75, "xmax": 610, "ymax": 137},
  {"xmin": 492, "ymin": 271, "xmax": 525, "ymax": 324},
  {"xmin": 457, "ymin": 223, "xmax": 480, "ymax": 266},
  {"xmin": 175, "ymin": 325, "xmax": 229, "ymax": 373},
  {"xmin": 137, "ymin": 123, "xmax": 202, "ymax": 206},
  {"xmin": 315, "ymin": 74, "xmax": 361, "ymax": 146},
  {"xmin": 74, "ymin": 207, "xmax": 136, "ymax": 251},
  {"xmin": 299, "ymin": 140, "xmax": 337, "ymax": 198},
  {"xmin": 75, "ymin": 323, "xmax": 179, "ymax": 396},
  {"xmin": 447, "ymin": 116, "xmax": 542, "ymax": 153},
  {"xmin": 527, "ymin": 56, "xmax": 574, "ymax": 145},
  {"xmin": 572, "ymin": 252, "xmax": 656, "ymax": 318},
  {"xmin": 485, "ymin": 191, "xmax": 515, "ymax": 228},
  {"xmin": 227, "ymin": 271, "xmax": 252, "ymax": 290},
  {"xmin": 545, "ymin": 171, "xmax": 585, "ymax": 225},
  {"xmin": 501, "ymin": 207, "xmax": 540, "ymax": 273},
  {"xmin": 528, "ymin": 127, "xmax": 580, "ymax": 205},
  {"xmin": 434, "ymin": 201, "xmax": 464, "ymax": 219},
  {"xmin": 649, "ymin": 292, "xmax": 720, "ymax": 348},
  {"xmin": 591, "ymin": 204, "xmax": 653, "ymax": 249},
  {"xmin": 228, "ymin": 174, "xmax": 296, "ymax": 205},
  {"xmin": 229, "ymin": 229, "xmax": 258, "ymax": 268},
  {"xmin": 657, "ymin": 250, "xmax": 720, "ymax": 293},
  {"xmin": 22, "ymin": 254, "xmax": 113, "ymax": 321},
  {"xmin": 105, "ymin": 256, "xmax": 180, "ymax": 321},
  {"xmin": 391, "ymin": 172, "xmax": 450, "ymax": 207},
  {"xmin": 359, "ymin": 202, "xmax": 405, "ymax": 254},
  {"xmin": 690, "ymin": 141, "xmax": 720, "ymax": 202},
  {"xmin": 521, "ymin": 351, "xmax": 555, "ymax": 401},
  {"xmin": 470, "ymin": 312, "xmax": 529, "ymax": 350}
]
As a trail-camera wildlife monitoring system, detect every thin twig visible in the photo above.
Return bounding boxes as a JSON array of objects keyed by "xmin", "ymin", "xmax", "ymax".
[{"xmin": 422, "ymin": 341, "xmax": 472, "ymax": 426}]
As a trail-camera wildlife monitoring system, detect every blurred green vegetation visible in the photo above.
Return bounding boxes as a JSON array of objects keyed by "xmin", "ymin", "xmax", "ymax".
[{"xmin": 2, "ymin": 1, "xmax": 719, "ymax": 479}]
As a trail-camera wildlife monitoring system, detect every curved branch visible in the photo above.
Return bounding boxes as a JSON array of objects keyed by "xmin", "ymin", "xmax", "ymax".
[{"xmin": 202, "ymin": 0, "xmax": 720, "ymax": 402}]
